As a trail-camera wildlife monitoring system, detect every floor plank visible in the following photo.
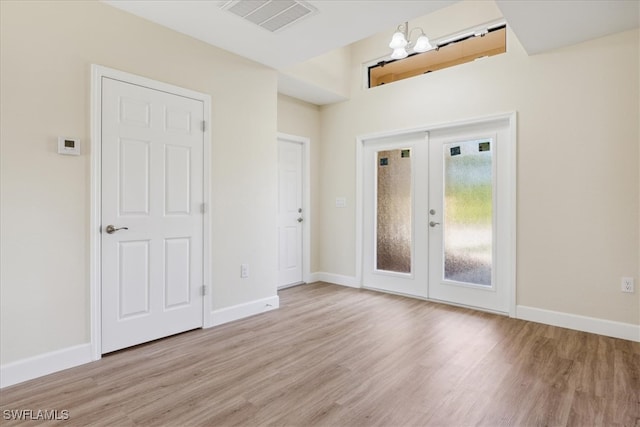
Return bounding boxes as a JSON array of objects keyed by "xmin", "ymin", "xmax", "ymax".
[{"xmin": 1, "ymin": 282, "xmax": 638, "ymax": 426}]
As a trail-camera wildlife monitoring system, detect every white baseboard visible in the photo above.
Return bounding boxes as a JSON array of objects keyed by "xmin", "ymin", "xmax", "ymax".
[
  {"xmin": 309, "ymin": 272, "xmax": 361, "ymax": 288},
  {"xmin": 0, "ymin": 344, "xmax": 93, "ymax": 389},
  {"xmin": 2, "ymin": 296, "xmax": 280, "ymax": 388},
  {"xmin": 207, "ymin": 295, "xmax": 279, "ymax": 328},
  {"xmin": 308, "ymin": 276, "xmax": 638, "ymax": 342},
  {"xmin": 4, "ymin": 300, "xmax": 633, "ymax": 390},
  {"xmin": 517, "ymin": 305, "xmax": 640, "ymax": 342}
]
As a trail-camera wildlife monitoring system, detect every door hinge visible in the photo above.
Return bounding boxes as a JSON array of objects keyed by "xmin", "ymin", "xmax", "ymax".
[
  {"xmin": 201, "ymin": 285, "xmax": 207, "ymax": 296},
  {"xmin": 202, "ymin": 121, "xmax": 206, "ymax": 132},
  {"xmin": 201, "ymin": 203, "xmax": 206, "ymax": 214}
]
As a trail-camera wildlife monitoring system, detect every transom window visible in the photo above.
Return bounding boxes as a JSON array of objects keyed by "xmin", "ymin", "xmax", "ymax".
[{"xmin": 368, "ymin": 24, "xmax": 506, "ymax": 88}]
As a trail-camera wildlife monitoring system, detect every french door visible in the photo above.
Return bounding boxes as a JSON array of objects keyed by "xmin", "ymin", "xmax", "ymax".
[
  {"xmin": 362, "ymin": 133, "xmax": 429, "ymax": 297},
  {"xmin": 362, "ymin": 118, "xmax": 514, "ymax": 314}
]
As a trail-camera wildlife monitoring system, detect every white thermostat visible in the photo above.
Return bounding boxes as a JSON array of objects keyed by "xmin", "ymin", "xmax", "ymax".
[{"xmin": 58, "ymin": 137, "xmax": 80, "ymax": 156}]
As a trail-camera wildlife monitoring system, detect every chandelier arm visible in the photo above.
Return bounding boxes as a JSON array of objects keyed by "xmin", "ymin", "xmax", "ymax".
[
  {"xmin": 407, "ymin": 27, "xmax": 426, "ymax": 45},
  {"xmin": 397, "ymin": 22, "xmax": 409, "ymax": 39}
]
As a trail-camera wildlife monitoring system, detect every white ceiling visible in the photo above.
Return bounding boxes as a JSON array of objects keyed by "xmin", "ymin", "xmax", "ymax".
[
  {"xmin": 495, "ymin": 0, "xmax": 640, "ymax": 55},
  {"xmin": 103, "ymin": 0, "xmax": 639, "ymax": 104},
  {"xmin": 103, "ymin": 0, "xmax": 457, "ymax": 70}
]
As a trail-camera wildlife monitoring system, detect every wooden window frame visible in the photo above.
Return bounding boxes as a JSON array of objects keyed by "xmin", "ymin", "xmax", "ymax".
[{"xmin": 368, "ymin": 23, "xmax": 507, "ymax": 88}]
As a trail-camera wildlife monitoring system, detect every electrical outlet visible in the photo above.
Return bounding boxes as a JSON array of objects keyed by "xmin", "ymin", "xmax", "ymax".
[
  {"xmin": 241, "ymin": 264, "xmax": 249, "ymax": 279},
  {"xmin": 621, "ymin": 277, "xmax": 634, "ymax": 293}
]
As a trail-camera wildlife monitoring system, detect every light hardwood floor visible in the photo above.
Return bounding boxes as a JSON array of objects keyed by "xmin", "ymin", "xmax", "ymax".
[{"xmin": 1, "ymin": 282, "xmax": 638, "ymax": 426}]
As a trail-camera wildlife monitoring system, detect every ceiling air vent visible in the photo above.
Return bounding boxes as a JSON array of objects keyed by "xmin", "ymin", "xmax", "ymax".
[{"xmin": 219, "ymin": 0, "xmax": 317, "ymax": 33}]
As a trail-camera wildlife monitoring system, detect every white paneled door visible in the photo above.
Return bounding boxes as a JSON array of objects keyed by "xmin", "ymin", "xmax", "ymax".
[
  {"xmin": 101, "ymin": 77, "xmax": 204, "ymax": 353},
  {"xmin": 277, "ymin": 139, "xmax": 303, "ymax": 287}
]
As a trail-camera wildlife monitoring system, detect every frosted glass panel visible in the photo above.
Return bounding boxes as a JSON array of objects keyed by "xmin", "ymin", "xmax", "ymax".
[
  {"xmin": 443, "ymin": 140, "xmax": 493, "ymax": 286},
  {"xmin": 376, "ymin": 149, "xmax": 411, "ymax": 273}
]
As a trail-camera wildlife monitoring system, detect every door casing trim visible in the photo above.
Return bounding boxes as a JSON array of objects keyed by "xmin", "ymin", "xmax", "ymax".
[
  {"xmin": 356, "ymin": 112, "xmax": 517, "ymax": 317},
  {"xmin": 90, "ymin": 65, "xmax": 212, "ymax": 360}
]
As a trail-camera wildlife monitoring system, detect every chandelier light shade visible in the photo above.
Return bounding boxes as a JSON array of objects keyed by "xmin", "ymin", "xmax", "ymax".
[
  {"xmin": 413, "ymin": 34, "xmax": 433, "ymax": 53},
  {"xmin": 391, "ymin": 48, "xmax": 409, "ymax": 60},
  {"xmin": 389, "ymin": 31, "xmax": 408, "ymax": 49},
  {"xmin": 388, "ymin": 22, "xmax": 434, "ymax": 59}
]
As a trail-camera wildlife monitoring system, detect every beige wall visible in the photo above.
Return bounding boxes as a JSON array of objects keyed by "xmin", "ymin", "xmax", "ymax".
[
  {"xmin": 280, "ymin": 47, "xmax": 352, "ymax": 101},
  {"xmin": 277, "ymin": 94, "xmax": 322, "ymax": 272},
  {"xmin": 0, "ymin": 0, "xmax": 278, "ymax": 364},
  {"xmin": 318, "ymin": 1, "xmax": 639, "ymax": 324}
]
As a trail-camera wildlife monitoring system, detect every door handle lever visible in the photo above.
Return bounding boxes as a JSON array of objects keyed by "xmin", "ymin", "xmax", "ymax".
[
  {"xmin": 297, "ymin": 217, "xmax": 304, "ymax": 223},
  {"xmin": 105, "ymin": 225, "xmax": 129, "ymax": 234},
  {"xmin": 429, "ymin": 221, "xmax": 440, "ymax": 227}
]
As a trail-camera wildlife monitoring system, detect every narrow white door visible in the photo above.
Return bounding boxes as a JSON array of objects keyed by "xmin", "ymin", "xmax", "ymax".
[
  {"xmin": 428, "ymin": 121, "xmax": 512, "ymax": 313},
  {"xmin": 101, "ymin": 77, "xmax": 204, "ymax": 353},
  {"xmin": 362, "ymin": 134, "xmax": 429, "ymax": 297},
  {"xmin": 277, "ymin": 139, "xmax": 303, "ymax": 287}
]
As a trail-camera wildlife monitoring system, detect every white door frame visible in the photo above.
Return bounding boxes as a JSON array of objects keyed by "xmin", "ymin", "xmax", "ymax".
[
  {"xmin": 277, "ymin": 132, "xmax": 311, "ymax": 286},
  {"xmin": 356, "ymin": 112, "xmax": 517, "ymax": 317},
  {"xmin": 89, "ymin": 65, "xmax": 212, "ymax": 360}
]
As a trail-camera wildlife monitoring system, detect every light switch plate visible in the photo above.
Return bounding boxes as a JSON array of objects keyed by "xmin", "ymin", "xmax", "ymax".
[{"xmin": 621, "ymin": 277, "xmax": 634, "ymax": 293}]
